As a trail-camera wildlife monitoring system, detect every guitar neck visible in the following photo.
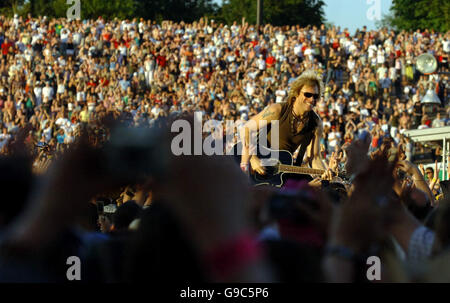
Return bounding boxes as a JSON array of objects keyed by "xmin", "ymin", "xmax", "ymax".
[{"xmin": 278, "ymin": 164, "xmax": 325, "ymax": 176}]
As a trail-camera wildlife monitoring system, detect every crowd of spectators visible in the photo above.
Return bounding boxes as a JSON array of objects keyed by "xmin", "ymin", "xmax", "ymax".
[
  {"xmin": 0, "ymin": 15, "xmax": 448, "ymax": 163},
  {"xmin": 0, "ymin": 14, "xmax": 449, "ymax": 283}
]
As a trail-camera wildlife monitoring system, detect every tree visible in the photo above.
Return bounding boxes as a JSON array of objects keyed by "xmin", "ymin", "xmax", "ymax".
[
  {"xmin": 386, "ymin": 0, "xmax": 449, "ymax": 32},
  {"xmin": 23, "ymin": 0, "xmax": 136, "ymax": 20},
  {"xmin": 0, "ymin": 0, "xmax": 25, "ymax": 16},
  {"xmin": 376, "ymin": 11, "xmax": 397, "ymax": 31},
  {"xmin": 135, "ymin": 0, "xmax": 217, "ymax": 23},
  {"xmin": 82, "ymin": 0, "xmax": 136, "ymax": 20},
  {"xmin": 216, "ymin": 0, "xmax": 325, "ymax": 26}
]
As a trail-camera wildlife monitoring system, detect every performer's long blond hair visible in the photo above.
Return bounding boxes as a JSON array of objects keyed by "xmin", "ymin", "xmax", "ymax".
[{"xmin": 286, "ymin": 69, "xmax": 324, "ymax": 106}]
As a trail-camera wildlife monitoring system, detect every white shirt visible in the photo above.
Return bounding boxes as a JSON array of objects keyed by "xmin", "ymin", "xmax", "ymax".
[
  {"xmin": 151, "ymin": 106, "xmax": 162, "ymax": 116},
  {"xmin": 34, "ymin": 86, "xmax": 43, "ymax": 106},
  {"xmin": 349, "ymin": 43, "xmax": 358, "ymax": 55},
  {"xmin": 31, "ymin": 34, "xmax": 42, "ymax": 45},
  {"xmin": 119, "ymin": 45, "xmax": 127, "ymax": 56},
  {"xmin": 348, "ymin": 100, "xmax": 359, "ymax": 112},
  {"xmin": 443, "ymin": 39, "xmax": 450, "ymax": 53},
  {"xmin": 57, "ymin": 83, "xmax": 65, "ymax": 94},
  {"xmin": 377, "ymin": 49, "xmax": 385, "ymax": 64},
  {"xmin": 347, "ymin": 60, "xmax": 356, "ymax": 71},
  {"xmin": 389, "ymin": 67, "xmax": 397, "ymax": 81},
  {"xmin": 257, "ymin": 58, "xmax": 266, "ymax": 70},
  {"xmin": 42, "ymin": 86, "xmax": 54, "ymax": 100},
  {"xmin": 328, "ymin": 131, "xmax": 341, "ymax": 147},
  {"xmin": 275, "ymin": 32, "xmax": 286, "ymax": 47},
  {"xmin": 76, "ymin": 91, "xmax": 85, "ymax": 102},
  {"xmin": 24, "ymin": 48, "xmax": 33, "ymax": 62},
  {"xmin": 275, "ymin": 89, "xmax": 286, "ymax": 103},
  {"xmin": 368, "ymin": 45, "xmax": 377, "ymax": 58},
  {"xmin": 60, "ymin": 29, "xmax": 70, "ymax": 43},
  {"xmin": 294, "ymin": 44, "xmax": 302, "ymax": 56},
  {"xmin": 332, "ymin": 102, "xmax": 345, "ymax": 116},
  {"xmin": 55, "ymin": 117, "xmax": 69, "ymax": 127},
  {"xmin": 43, "ymin": 126, "xmax": 52, "ymax": 142},
  {"xmin": 246, "ymin": 82, "xmax": 255, "ymax": 97},
  {"xmin": 73, "ymin": 32, "xmax": 82, "ymax": 45},
  {"xmin": 304, "ymin": 48, "xmax": 313, "ymax": 61}
]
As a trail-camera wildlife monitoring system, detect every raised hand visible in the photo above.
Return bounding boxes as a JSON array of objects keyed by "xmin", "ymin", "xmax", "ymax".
[
  {"xmin": 343, "ymin": 131, "xmax": 371, "ymax": 177},
  {"xmin": 250, "ymin": 156, "xmax": 266, "ymax": 175},
  {"xmin": 329, "ymin": 155, "xmax": 397, "ymax": 253}
]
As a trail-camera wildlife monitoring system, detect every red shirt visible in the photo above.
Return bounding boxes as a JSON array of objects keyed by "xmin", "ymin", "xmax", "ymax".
[
  {"xmin": 111, "ymin": 39, "xmax": 119, "ymax": 49},
  {"xmin": 103, "ymin": 33, "xmax": 112, "ymax": 41},
  {"xmin": 372, "ymin": 136, "xmax": 379, "ymax": 148},
  {"xmin": 156, "ymin": 55, "xmax": 167, "ymax": 67},
  {"xmin": 1, "ymin": 42, "xmax": 11, "ymax": 55},
  {"xmin": 123, "ymin": 39, "xmax": 131, "ymax": 48},
  {"xmin": 87, "ymin": 81, "xmax": 97, "ymax": 87},
  {"xmin": 100, "ymin": 78, "xmax": 109, "ymax": 87},
  {"xmin": 266, "ymin": 56, "xmax": 276, "ymax": 68}
]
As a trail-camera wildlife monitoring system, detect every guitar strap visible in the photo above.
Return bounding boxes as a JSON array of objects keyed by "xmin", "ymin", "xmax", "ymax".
[
  {"xmin": 305, "ymin": 111, "xmax": 321, "ymax": 168},
  {"xmin": 293, "ymin": 131, "xmax": 315, "ymax": 167},
  {"xmin": 307, "ymin": 131, "xmax": 315, "ymax": 167}
]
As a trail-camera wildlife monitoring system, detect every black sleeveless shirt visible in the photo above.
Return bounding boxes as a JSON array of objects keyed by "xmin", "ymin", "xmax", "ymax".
[{"xmin": 265, "ymin": 102, "xmax": 319, "ymax": 165}]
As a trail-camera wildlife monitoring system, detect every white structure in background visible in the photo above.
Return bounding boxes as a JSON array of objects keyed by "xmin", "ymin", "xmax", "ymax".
[{"xmin": 404, "ymin": 126, "xmax": 450, "ymax": 180}]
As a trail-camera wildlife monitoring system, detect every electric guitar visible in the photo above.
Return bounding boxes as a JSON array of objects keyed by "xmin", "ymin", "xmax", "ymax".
[{"xmin": 232, "ymin": 142, "xmax": 346, "ymax": 187}]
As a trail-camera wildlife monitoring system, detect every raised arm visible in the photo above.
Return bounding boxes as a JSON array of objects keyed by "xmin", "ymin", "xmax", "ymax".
[
  {"xmin": 397, "ymin": 160, "xmax": 436, "ymax": 206},
  {"xmin": 428, "ymin": 160, "xmax": 440, "ymax": 194},
  {"xmin": 239, "ymin": 103, "xmax": 282, "ymax": 174},
  {"xmin": 309, "ymin": 122, "xmax": 327, "ymax": 170}
]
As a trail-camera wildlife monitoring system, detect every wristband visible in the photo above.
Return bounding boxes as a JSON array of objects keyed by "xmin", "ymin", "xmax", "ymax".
[{"xmin": 204, "ymin": 232, "xmax": 262, "ymax": 279}]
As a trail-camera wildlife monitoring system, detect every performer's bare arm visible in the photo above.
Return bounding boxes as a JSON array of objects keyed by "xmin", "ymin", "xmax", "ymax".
[{"xmin": 239, "ymin": 104, "xmax": 282, "ymax": 174}]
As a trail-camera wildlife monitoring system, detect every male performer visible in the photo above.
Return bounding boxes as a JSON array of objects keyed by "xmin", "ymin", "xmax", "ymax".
[{"xmin": 240, "ymin": 69, "xmax": 331, "ymax": 179}]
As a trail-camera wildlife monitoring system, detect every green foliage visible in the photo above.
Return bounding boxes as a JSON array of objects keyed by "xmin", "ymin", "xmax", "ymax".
[
  {"xmin": 0, "ymin": 0, "xmax": 25, "ymax": 16},
  {"xmin": 135, "ymin": 0, "xmax": 218, "ymax": 23},
  {"xmin": 376, "ymin": 11, "xmax": 397, "ymax": 30},
  {"xmin": 7, "ymin": 0, "xmax": 327, "ymax": 27},
  {"xmin": 81, "ymin": 0, "xmax": 137, "ymax": 20},
  {"xmin": 215, "ymin": 0, "xmax": 256, "ymax": 25},
  {"xmin": 216, "ymin": 0, "xmax": 325, "ymax": 26},
  {"xmin": 386, "ymin": 0, "xmax": 449, "ymax": 32}
]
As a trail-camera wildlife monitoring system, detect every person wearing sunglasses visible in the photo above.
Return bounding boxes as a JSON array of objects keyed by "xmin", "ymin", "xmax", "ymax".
[{"xmin": 240, "ymin": 69, "xmax": 330, "ymax": 179}]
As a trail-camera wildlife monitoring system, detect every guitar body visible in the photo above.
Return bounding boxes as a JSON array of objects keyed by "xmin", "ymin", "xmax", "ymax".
[{"xmin": 233, "ymin": 143, "xmax": 309, "ymax": 187}]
